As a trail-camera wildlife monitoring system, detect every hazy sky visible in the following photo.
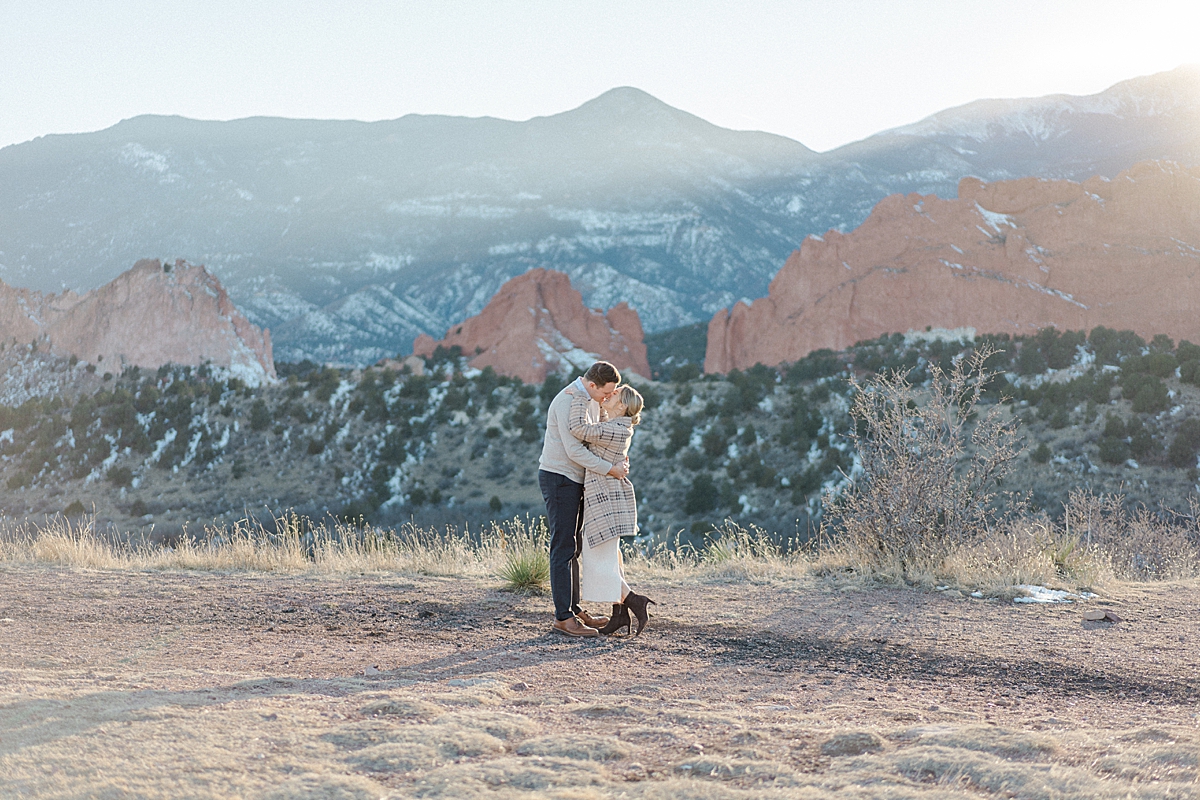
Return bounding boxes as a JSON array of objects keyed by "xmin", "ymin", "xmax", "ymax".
[{"xmin": 3, "ymin": 0, "xmax": 1198, "ymax": 153}]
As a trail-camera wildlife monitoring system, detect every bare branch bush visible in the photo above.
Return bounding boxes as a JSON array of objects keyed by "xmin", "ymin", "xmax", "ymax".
[{"xmin": 821, "ymin": 345, "xmax": 1025, "ymax": 581}]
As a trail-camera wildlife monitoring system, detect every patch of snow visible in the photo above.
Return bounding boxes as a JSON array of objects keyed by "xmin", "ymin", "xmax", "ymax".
[
  {"xmin": 904, "ymin": 327, "xmax": 976, "ymax": 346},
  {"xmin": 179, "ymin": 430, "xmax": 203, "ymax": 467},
  {"xmin": 1013, "ymin": 585, "xmax": 1097, "ymax": 604},
  {"xmin": 329, "ymin": 380, "xmax": 354, "ymax": 407},
  {"xmin": 149, "ymin": 429, "xmax": 177, "ymax": 465},
  {"xmin": 975, "ymin": 204, "xmax": 1015, "ymax": 232}
]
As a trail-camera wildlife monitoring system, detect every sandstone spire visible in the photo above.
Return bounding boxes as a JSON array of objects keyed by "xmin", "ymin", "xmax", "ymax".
[{"xmin": 413, "ymin": 269, "xmax": 650, "ymax": 383}]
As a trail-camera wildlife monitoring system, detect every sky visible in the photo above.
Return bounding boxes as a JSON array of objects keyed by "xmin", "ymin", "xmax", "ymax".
[{"xmin": 2, "ymin": 0, "xmax": 1198, "ymax": 153}]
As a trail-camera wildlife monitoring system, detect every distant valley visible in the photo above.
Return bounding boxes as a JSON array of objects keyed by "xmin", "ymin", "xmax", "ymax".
[{"xmin": 1, "ymin": 66, "xmax": 1197, "ymax": 365}]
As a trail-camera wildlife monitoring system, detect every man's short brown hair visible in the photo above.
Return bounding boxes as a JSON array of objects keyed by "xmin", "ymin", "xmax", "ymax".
[{"xmin": 584, "ymin": 361, "xmax": 621, "ymax": 387}]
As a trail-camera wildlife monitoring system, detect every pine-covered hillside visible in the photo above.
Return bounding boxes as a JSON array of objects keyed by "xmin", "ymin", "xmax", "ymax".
[{"xmin": 3, "ymin": 326, "xmax": 1200, "ymax": 546}]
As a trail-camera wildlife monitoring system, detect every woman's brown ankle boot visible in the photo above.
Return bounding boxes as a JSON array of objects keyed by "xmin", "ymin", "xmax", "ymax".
[{"xmin": 598, "ymin": 603, "xmax": 631, "ymax": 635}]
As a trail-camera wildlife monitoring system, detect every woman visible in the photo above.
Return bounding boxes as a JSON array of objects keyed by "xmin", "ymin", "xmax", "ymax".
[{"xmin": 567, "ymin": 384, "xmax": 655, "ymax": 635}]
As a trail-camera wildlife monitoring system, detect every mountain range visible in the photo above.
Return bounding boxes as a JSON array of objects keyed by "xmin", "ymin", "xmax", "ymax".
[{"xmin": 1, "ymin": 65, "xmax": 1197, "ymax": 365}]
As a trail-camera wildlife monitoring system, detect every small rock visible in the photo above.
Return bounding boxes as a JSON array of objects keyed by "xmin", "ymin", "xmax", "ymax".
[
  {"xmin": 928, "ymin": 704, "xmax": 940, "ymax": 711},
  {"xmin": 1083, "ymin": 609, "xmax": 1107, "ymax": 621},
  {"xmin": 0, "ymin": 618, "xmax": 14, "ymax": 624},
  {"xmin": 565, "ymin": 695, "xmax": 581, "ymax": 704},
  {"xmin": 510, "ymin": 682, "xmax": 530, "ymax": 691},
  {"xmin": 364, "ymin": 665, "xmax": 381, "ymax": 676},
  {"xmin": 689, "ymin": 743, "xmax": 704, "ymax": 752},
  {"xmin": 293, "ymin": 650, "xmax": 305, "ymax": 659}
]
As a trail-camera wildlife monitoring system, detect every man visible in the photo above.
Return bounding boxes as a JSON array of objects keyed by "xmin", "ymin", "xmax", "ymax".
[{"xmin": 538, "ymin": 361, "xmax": 629, "ymax": 637}]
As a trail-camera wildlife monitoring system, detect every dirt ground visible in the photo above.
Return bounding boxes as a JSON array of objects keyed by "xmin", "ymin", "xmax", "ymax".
[{"xmin": 1, "ymin": 566, "xmax": 1198, "ymax": 799}]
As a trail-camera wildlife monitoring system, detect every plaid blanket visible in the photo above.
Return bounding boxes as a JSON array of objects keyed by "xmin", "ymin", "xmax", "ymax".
[{"xmin": 566, "ymin": 389, "xmax": 638, "ymax": 548}]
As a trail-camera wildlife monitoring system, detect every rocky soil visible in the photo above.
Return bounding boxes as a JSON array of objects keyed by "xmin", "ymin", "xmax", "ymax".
[{"xmin": 1, "ymin": 565, "xmax": 1198, "ymax": 798}]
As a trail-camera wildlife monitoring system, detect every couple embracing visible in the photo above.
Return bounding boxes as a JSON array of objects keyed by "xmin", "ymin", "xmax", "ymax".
[{"xmin": 538, "ymin": 361, "xmax": 655, "ymax": 638}]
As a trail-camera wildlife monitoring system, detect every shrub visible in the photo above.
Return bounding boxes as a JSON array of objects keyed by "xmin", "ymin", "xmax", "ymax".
[
  {"xmin": 249, "ymin": 399, "xmax": 271, "ymax": 431},
  {"xmin": 63, "ymin": 499, "xmax": 86, "ymax": 516},
  {"xmin": 679, "ymin": 449, "xmax": 706, "ymax": 471},
  {"xmin": 1127, "ymin": 417, "xmax": 1157, "ymax": 459},
  {"xmin": 1031, "ymin": 442, "xmax": 1051, "ymax": 464},
  {"xmin": 1016, "ymin": 342, "xmax": 1047, "ymax": 375},
  {"xmin": 1098, "ymin": 437, "xmax": 1129, "ymax": 465},
  {"xmin": 107, "ymin": 465, "xmax": 134, "ymax": 488},
  {"xmin": 1089, "ymin": 327, "xmax": 1145, "ymax": 365},
  {"xmin": 824, "ymin": 346, "xmax": 1023, "ymax": 576},
  {"xmin": 671, "ymin": 363, "xmax": 701, "ymax": 383},
  {"xmin": 1131, "ymin": 380, "xmax": 1169, "ymax": 414},
  {"xmin": 664, "ymin": 417, "xmax": 692, "ymax": 456},
  {"xmin": 1143, "ymin": 352, "xmax": 1178, "ymax": 378},
  {"xmin": 1102, "ymin": 414, "xmax": 1126, "ymax": 439},
  {"xmin": 701, "ymin": 427, "xmax": 727, "ymax": 457},
  {"xmin": 489, "ymin": 495, "xmax": 503, "ymax": 513},
  {"xmin": 306, "ymin": 439, "xmax": 325, "ymax": 455},
  {"xmin": 786, "ymin": 349, "xmax": 841, "ymax": 382},
  {"xmin": 1168, "ymin": 418, "xmax": 1200, "ymax": 468},
  {"xmin": 684, "ymin": 473, "xmax": 718, "ymax": 515}
]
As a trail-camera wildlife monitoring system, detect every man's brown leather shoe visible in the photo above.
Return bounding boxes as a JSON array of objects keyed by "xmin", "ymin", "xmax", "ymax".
[
  {"xmin": 577, "ymin": 610, "xmax": 609, "ymax": 629},
  {"xmin": 551, "ymin": 616, "xmax": 599, "ymax": 638}
]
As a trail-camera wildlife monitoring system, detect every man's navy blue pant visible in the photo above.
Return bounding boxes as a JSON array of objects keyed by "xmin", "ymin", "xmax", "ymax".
[{"xmin": 539, "ymin": 469, "xmax": 584, "ymax": 621}]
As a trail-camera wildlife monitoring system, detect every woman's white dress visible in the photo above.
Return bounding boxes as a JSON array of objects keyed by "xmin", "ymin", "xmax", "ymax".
[{"xmin": 580, "ymin": 534, "xmax": 629, "ymax": 603}]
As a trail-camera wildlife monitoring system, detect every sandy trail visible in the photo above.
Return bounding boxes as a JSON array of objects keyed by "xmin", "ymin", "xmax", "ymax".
[{"xmin": 1, "ymin": 565, "xmax": 1198, "ymax": 798}]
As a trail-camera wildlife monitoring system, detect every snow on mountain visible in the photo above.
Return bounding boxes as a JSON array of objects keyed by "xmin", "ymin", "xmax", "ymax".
[{"xmin": 1, "ymin": 68, "xmax": 1197, "ymax": 365}]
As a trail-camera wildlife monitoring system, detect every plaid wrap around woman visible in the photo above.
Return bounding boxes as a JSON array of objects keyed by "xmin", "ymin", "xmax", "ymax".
[{"xmin": 566, "ymin": 389, "xmax": 638, "ymax": 548}]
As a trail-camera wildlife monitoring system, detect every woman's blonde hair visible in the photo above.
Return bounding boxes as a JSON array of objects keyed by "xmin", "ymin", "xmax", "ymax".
[{"xmin": 617, "ymin": 385, "xmax": 644, "ymax": 425}]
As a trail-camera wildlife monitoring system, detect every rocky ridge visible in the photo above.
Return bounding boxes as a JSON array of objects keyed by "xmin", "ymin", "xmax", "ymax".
[
  {"xmin": 0, "ymin": 259, "xmax": 275, "ymax": 384},
  {"xmin": 706, "ymin": 160, "xmax": 1200, "ymax": 373},
  {"xmin": 412, "ymin": 269, "xmax": 650, "ymax": 383}
]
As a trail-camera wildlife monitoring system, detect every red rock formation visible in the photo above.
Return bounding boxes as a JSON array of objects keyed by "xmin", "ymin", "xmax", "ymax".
[
  {"xmin": 413, "ymin": 269, "xmax": 650, "ymax": 383},
  {"xmin": 0, "ymin": 259, "xmax": 275, "ymax": 383},
  {"xmin": 706, "ymin": 160, "xmax": 1200, "ymax": 373}
]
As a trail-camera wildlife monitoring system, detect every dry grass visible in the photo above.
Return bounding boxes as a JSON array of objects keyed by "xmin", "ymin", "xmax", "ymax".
[
  {"xmin": 0, "ymin": 512, "xmax": 521, "ymax": 578},
  {"xmin": 3, "ymin": 500, "xmax": 1197, "ymax": 598}
]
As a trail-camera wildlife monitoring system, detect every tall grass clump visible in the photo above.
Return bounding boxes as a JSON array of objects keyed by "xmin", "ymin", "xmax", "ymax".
[
  {"xmin": 819, "ymin": 345, "xmax": 1028, "ymax": 584},
  {"xmin": 495, "ymin": 517, "xmax": 550, "ymax": 594}
]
